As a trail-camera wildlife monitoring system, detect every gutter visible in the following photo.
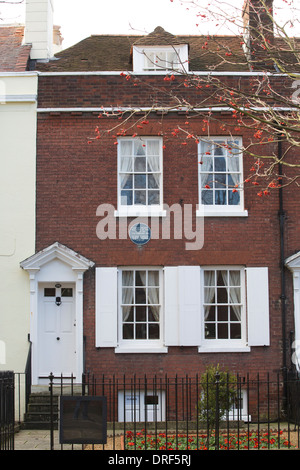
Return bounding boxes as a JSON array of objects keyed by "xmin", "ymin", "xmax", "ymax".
[{"xmin": 278, "ymin": 134, "xmax": 288, "ymax": 406}]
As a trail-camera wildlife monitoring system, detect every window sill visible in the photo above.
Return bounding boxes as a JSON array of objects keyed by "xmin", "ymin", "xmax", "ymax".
[
  {"xmin": 196, "ymin": 208, "xmax": 248, "ymax": 218},
  {"xmin": 198, "ymin": 345, "xmax": 250, "ymax": 353},
  {"xmin": 115, "ymin": 207, "xmax": 167, "ymax": 218},
  {"xmin": 115, "ymin": 346, "xmax": 168, "ymax": 354}
]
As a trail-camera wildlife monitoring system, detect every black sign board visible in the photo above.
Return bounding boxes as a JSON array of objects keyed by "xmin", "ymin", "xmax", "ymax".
[{"xmin": 59, "ymin": 396, "xmax": 107, "ymax": 445}]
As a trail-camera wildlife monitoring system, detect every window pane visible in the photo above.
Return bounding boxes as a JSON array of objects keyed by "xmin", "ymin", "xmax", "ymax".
[
  {"xmin": 148, "ymin": 288, "xmax": 159, "ymax": 305},
  {"xmin": 61, "ymin": 288, "xmax": 73, "ymax": 297},
  {"xmin": 134, "ymin": 174, "xmax": 146, "ymax": 188},
  {"xmin": 123, "ymin": 271, "xmax": 134, "ymax": 286},
  {"xmin": 204, "ymin": 270, "xmax": 215, "ymax": 286},
  {"xmin": 145, "ymin": 52, "xmax": 155, "ymax": 69},
  {"xmin": 134, "ymin": 140, "xmax": 146, "ymax": 155},
  {"xmin": 147, "ymin": 140, "xmax": 159, "ymax": 155},
  {"xmin": 134, "ymin": 157, "xmax": 146, "ymax": 172},
  {"xmin": 215, "ymin": 190, "xmax": 227, "ymax": 205},
  {"xmin": 215, "ymin": 173, "xmax": 226, "ymax": 188},
  {"xmin": 121, "ymin": 190, "xmax": 132, "ymax": 205},
  {"xmin": 134, "ymin": 190, "xmax": 146, "ymax": 205},
  {"xmin": 230, "ymin": 306, "xmax": 241, "ymax": 321},
  {"xmin": 147, "ymin": 156, "xmax": 160, "ymax": 172},
  {"xmin": 136, "ymin": 271, "xmax": 146, "ymax": 286},
  {"xmin": 201, "ymin": 173, "xmax": 213, "ymax": 188},
  {"xmin": 136, "ymin": 323, "xmax": 147, "ymax": 339},
  {"xmin": 148, "ymin": 306, "xmax": 160, "ymax": 322},
  {"xmin": 215, "ymin": 157, "xmax": 226, "ymax": 172},
  {"xmin": 135, "ymin": 288, "xmax": 146, "ymax": 304},
  {"xmin": 205, "ymin": 305, "xmax": 215, "ymax": 321},
  {"xmin": 204, "ymin": 288, "xmax": 215, "ymax": 304},
  {"xmin": 136, "ymin": 306, "xmax": 146, "ymax": 322},
  {"xmin": 205, "ymin": 323, "xmax": 215, "ymax": 339},
  {"xmin": 214, "ymin": 141, "xmax": 225, "ymax": 155},
  {"xmin": 120, "ymin": 174, "xmax": 132, "ymax": 189},
  {"xmin": 217, "ymin": 305, "xmax": 228, "ymax": 321},
  {"xmin": 123, "ymin": 306, "xmax": 134, "ymax": 322},
  {"xmin": 123, "ymin": 324, "xmax": 134, "ymax": 339},
  {"xmin": 230, "ymin": 323, "xmax": 241, "ymax": 339},
  {"xmin": 218, "ymin": 323, "xmax": 228, "ymax": 339},
  {"xmin": 120, "ymin": 140, "xmax": 132, "ymax": 156},
  {"xmin": 217, "ymin": 287, "xmax": 228, "ymax": 303},
  {"xmin": 148, "ymin": 190, "xmax": 160, "ymax": 205},
  {"xmin": 228, "ymin": 190, "xmax": 240, "ymax": 206},
  {"xmin": 149, "ymin": 323, "xmax": 159, "ymax": 339},
  {"xmin": 44, "ymin": 288, "xmax": 55, "ymax": 297},
  {"xmin": 148, "ymin": 174, "xmax": 159, "ymax": 189},
  {"xmin": 122, "ymin": 287, "xmax": 133, "ymax": 304},
  {"xmin": 202, "ymin": 190, "xmax": 213, "ymax": 205},
  {"xmin": 120, "ymin": 157, "xmax": 133, "ymax": 172},
  {"xmin": 148, "ymin": 271, "xmax": 159, "ymax": 286}
]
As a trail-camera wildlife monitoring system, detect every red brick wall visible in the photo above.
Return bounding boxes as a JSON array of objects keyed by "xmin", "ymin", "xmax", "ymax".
[{"xmin": 36, "ymin": 74, "xmax": 299, "ymax": 380}]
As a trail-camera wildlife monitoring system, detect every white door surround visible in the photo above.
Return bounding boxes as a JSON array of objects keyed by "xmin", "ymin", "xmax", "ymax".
[
  {"xmin": 20, "ymin": 242, "xmax": 94, "ymax": 385},
  {"xmin": 286, "ymin": 251, "xmax": 300, "ymax": 371}
]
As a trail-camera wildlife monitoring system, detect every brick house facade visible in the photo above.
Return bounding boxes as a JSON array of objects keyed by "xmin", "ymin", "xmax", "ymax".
[{"xmin": 19, "ymin": 1, "xmax": 299, "ymax": 420}]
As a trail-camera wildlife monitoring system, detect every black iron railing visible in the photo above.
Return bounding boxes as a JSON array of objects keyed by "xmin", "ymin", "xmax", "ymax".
[
  {"xmin": 45, "ymin": 371, "xmax": 300, "ymax": 451},
  {"xmin": 0, "ymin": 371, "xmax": 15, "ymax": 450}
]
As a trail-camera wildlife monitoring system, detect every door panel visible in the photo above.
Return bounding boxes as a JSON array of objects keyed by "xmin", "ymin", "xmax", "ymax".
[{"xmin": 38, "ymin": 284, "xmax": 76, "ymax": 378}]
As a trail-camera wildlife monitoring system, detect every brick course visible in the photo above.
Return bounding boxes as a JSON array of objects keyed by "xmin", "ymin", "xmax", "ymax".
[{"xmin": 36, "ymin": 74, "xmax": 298, "ymax": 380}]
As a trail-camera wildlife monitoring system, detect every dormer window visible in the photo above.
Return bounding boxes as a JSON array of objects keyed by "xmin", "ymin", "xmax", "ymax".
[
  {"xmin": 132, "ymin": 27, "xmax": 189, "ymax": 73},
  {"xmin": 133, "ymin": 45, "xmax": 189, "ymax": 73}
]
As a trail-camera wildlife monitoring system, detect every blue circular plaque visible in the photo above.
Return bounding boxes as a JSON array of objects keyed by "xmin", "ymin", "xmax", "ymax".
[{"xmin": 129, "ymin": 223, "xmax": 151, "ymax": 246}]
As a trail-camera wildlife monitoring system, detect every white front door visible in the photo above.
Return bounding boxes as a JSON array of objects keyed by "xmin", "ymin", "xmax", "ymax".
[{"xmin": 38, "ymin": 284, "xmax": 76, "ymax": 379}]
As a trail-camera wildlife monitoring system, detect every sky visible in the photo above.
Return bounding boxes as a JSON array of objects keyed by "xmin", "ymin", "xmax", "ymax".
[{"xmin": 0, "ymin": 0, "xmax": 299, "ymax": 50}]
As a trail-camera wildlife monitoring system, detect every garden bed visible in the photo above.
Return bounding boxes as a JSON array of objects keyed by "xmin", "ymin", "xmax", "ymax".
[{"xmin": 124, "ymin": 429, "xmax": 298, "ymax": 450}]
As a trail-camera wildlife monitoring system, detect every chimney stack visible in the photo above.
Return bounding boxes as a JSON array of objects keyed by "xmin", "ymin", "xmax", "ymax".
[
  {"xmin": 242, "ymin": 0, "xmax": 274, "ymax": 68},
  {"xmin": 24, "ymin": 0, "xmax": 55, "ymax": 60}
]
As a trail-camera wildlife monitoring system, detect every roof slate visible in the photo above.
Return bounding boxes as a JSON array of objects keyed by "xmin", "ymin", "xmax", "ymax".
[
  {"xmin": 36, "ymin": 30, "xmax": 249, "ymax": 73},
  {"xmin": 28, "ymin": 26, "xmax": 298, "ymax": 74},
  {"xmin": 0, "ymin": 26, "xmax": 31, "ymax": 71}
]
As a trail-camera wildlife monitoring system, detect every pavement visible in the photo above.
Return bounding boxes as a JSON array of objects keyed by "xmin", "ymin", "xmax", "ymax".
[{"xmin": 13, "ymin": 429, "xmax": 83, "ymax": 451}]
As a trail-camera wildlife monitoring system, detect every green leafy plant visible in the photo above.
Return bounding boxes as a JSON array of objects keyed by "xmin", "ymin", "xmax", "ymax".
[{"xmin": 197, "ymin": 364, "xmax": 237, "ymax": 427}]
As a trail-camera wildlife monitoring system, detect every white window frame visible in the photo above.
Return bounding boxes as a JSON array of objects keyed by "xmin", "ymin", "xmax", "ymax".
[
  {"xmin": 118, "ymin": 389, "xmax": 166, "ymax": 422},
  {"xmin": 197, "ymin": 137, "xmax": 248, "ymax": 217},
  {"xmin": 199, "ymin": 266, "xmax": 249, "ymax": 353},
  {"xmin": 115, "ymin": 136, "xmax": 166, "ymax": 218},
  {"xmin": 132, "ymin": 45, "xmax": 189, "ymax": 73},
  {"xmin": 116, "ymin": 267, "xmax": 166, "ymax": 353}
]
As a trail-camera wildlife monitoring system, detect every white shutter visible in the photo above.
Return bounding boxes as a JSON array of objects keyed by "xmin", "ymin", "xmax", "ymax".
[
  {"xmin": 95, "ymin": 267, "xmax": 118, "ymax": 348},
  {"xmin": 178, "ymin": 266, "xmax": 202, "ymax": 346},
  {"xmin": 164, "ymin": 267, "xmax": 180, "ymax": 346},
  {"xmin": 246, "ymin": 267, "xmax": 270, "ymax": 346}
]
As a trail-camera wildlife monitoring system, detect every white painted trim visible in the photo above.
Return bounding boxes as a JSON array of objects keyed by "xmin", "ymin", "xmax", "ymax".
[
  {"xmin": 20, "ymin": 242, "xmax": 94, "ymax": 384},
  {"xmin": 114, "ymin": 208, "xmax": 167, "ymax": 218},
  {"xmin": 286, "ymin": 252, "xmax": 300, "ymax": 371},
  {"xmin": 0, "ymin": 94, "xmax": 37, "ymax": 103},
  {"xmin": 198, "ymin": 346, "xmax": 250, "ymax": 353},
  {"xmin": 38, "ymin": 71, "xmax": 290, "ymax": 77},
  {"xmin": 37, "ymin": 106, "xmax": 298, "ymax": 114},
  {"xmin": 196, "ymin": 209, "xmax": 248, "ymax": 217},
  {"xmin": 0, "ymin": 72, "xmax": 39, "ymax": 77}
]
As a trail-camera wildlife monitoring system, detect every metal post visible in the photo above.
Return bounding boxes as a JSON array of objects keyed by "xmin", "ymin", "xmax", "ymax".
[
  {"xmin": 215, "ymin": 372, "xmax": 220, "ymax": 450},
  {"xmin": 49, "ymin": 373, "xmax": 54, "ymax": 450}
]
